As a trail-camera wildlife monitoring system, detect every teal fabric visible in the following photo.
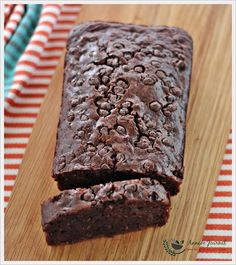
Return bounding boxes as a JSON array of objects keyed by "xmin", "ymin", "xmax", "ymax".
[{"xmin": 4, "ymin": 4, "xmax": 42, "ymax": 97}]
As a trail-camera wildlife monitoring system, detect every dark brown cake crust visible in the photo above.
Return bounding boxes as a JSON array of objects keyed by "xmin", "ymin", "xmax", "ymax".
[
  {"xmin": 41, "ymin": 178, "xmax": 170, "ymax": 245},
  {"xmin": 52, "ymin": 21, "xmax": 193, "ymax": 195}
]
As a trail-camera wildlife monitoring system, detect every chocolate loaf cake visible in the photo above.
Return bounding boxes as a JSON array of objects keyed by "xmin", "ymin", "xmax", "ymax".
[
  {"xmin": 41, "ymin": 178, "xmax": 170, "ymax": 245},
  {"xmin": 52, "ymin": 21, "xmax": 193, "ymax": 195}
]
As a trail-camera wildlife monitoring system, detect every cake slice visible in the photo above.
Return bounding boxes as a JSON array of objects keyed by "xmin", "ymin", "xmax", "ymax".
[{"xmin": 41, "ymin": 178, "xmax": 170, "ymax": 245}]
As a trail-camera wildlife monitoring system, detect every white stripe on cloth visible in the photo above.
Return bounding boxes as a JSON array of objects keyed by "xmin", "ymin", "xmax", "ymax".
[
  {"xmin": 4, "ymin": 180, "xmax": 16, "ymax": 186},
  {"xmin": 4, "ymin": 191, "xmax": 13, "ymax": 197},
  {"xmin": 7, "ymin": 96, "xmax": 44, "ymax": 104},
  {"xmin": 4, "ymin": 148, "xmax": 26, "ymax": 154},
  {"xmin": 212, "ymin": 196, "xmax": 232, "ymax": 203},
  {"xmin": 5, "ymin": 158, "xmax": 23, "ymax": 165},
  {"xmin": 215, "ymin": 186, "xmax": 232, "ymax": 192},
  {"xmin": 4, "ymin": 106, "xmax": 39, "ymax": 113},
  {"xmin": 203, "ymin": 230, "xmax": 232, "ymax": 236},
  {"xmin": 197, "ymin": 253, "xmax": 232, "ymax": 259},
  {"xmin": 209, "ymin": 207, "xmax": 232, "ymax": 214},
  {"xmin": 218, "ymin": 175, "xmax": 232, "ymax": 181},
  {"xmin": 221, "ymin": 164, "xmax": 232, "ymax": 170},
  {"xmin": 5, "ymin": 127, "xmax": 33, "ymax": 133},
  {"xmin": 207, "ymin": 218, "xmax": 232, "ymax": 225}
]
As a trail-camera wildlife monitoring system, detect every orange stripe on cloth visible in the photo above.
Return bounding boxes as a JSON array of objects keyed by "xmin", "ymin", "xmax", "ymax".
[
  {"xmin": 5, "ymin": 186, "xmax": 14, "ymax": 191},
  {"xmin": 5, "ymin": 122, "xmax": 34, "ymax": 128},
  {"xmin": 214, "ymin": 191, "xmax": 232, "ymax": 197},
  {"xmin": 4, "ymin": 196, "xmax": 10, "ymax": 202},
  {"xmin": 4, "ymin": 143, "xmax": 27, "ymax": 148},
  {"xmin": 222, "ymin": 159, "xmax": 232, "ymax": 165},
  {"xmin": 202, "ymin": 235, "xmax": 232, "ymax": 241},
  {"xmin": 5, "ymin": 98, "xmax": 41, "ymax": 108},
  {"xmin": 5, "ymin": 109, "xmax": 38, "ymax": 118},
  {"xmin": 5, "ymin": 175, "xmax": 17, "ymax": 180},
  {"xmin": 219, "ymin": 169, "xmax": 232, "ymax": 175},
  {"xmin": 5, "ymin": 164, "xmax": 20, "ymax": 169},
  {"xmin": 205, "ymin": 224, "xmax": 232, "ymax": 230},
  {"xmin": 216, "ymin": 181, "xmax": 232, "ymax": 186},
  {"xmin": 4, "ymin": 133, "xmax": 31, "ymax": 138},
  {"xmin": 211, "ymin": 202, "xmax": 232, "ymax": 208},
  {"xmin": 4, "ymin": 153, "xmax": 24, "ymax": 159},
  {"xmin": 208, "ymin": 213, "xmax": 232, "ymax": 219}
]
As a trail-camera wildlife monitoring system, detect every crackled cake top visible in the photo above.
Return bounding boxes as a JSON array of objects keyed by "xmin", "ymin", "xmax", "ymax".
[{"xmin": 53, "ymin": 21, "xmax": 192, "ymax": 180}]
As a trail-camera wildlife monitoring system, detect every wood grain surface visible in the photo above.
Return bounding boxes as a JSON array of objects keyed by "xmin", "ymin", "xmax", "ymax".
[{"xmin": 4, "ymin": 4, "xmax": 232, "ymax": 261}]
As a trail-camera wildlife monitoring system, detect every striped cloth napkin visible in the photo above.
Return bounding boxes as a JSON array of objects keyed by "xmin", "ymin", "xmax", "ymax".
[
  {"xmin": 4, "ymin": 4, "xmax": 42, "ymax": 96},
  {"xmin": 4, "ymin": 4, "xmax": 232, "ymax": 261}
]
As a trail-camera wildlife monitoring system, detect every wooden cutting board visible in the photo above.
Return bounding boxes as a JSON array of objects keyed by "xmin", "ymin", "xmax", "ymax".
[{"xmin": 5, "ymin": 4, "xmax": 232, "ymax": 261}]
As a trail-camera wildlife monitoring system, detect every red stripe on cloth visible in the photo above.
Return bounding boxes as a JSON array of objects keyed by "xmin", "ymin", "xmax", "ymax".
[
  {"xmin": 48, "ymin": 37, "xmax": 68, "ymax": 42},
  {"xmin": 23, "ymin": 49, "xmax": 41, "ymax": 57},
  {"xmin": 198, "ymin": 247, "xmax": 232, "ymax": 253},
  {"xmin": 202, "ymin": 235, "xmax": 232, "ymax": 241},
  {"xmin": 17, "ymin": 60, "xmax": 38, "ymax": 68},
  {"xmin": 6, "ymin": 89, "xmax": 45, "ymax": 98},
  {"xmin": 208, "ymin": 213, "xmax": 232, "ymax": 219},
  {"xmin": 5, "ymin": 186, "xmax": 14, "ymax": 191},
  {"xmin": 14, "ymin": 70, "xmax": 34, "ymax": 76},
  {"xmin": 5, "ymin": 109, "xmax": 38, "ymax": 118},
  {"xmin": 14, "ymin": 93, "xmax": 45, "ymax": 99},
  {"xmin": 61, "ymin": 11, "xmax": 80, "ymax": 16},
  {"xmin": 5, "ymin": 164, "xmax": 20, "ymax": 169},
  {"xmin": 11, "ymin": 10, "xmax": 23, "ymax": 16},
  {"xmin": 34, "ymin": 30, "xmax": 51, "ymax": 37},
  {"xmin": 40, "ymin": 56, "xmax": 60, "ymax": 61},
  {"xmin": 4, "ymin": 143, "xmax": 27, "ymax": 148},
  {"xmin": 30, "ymin": 74, "xmax": 51, "ymax": 79},
  {"xmin": 4, "ymin": 133, "xmax": 31, "ymax": 138},
  {"xmin": 227, "ymin": 139, "xmax": 232, "ymax": 144},
  {"xmin": 4, "ymin": 153, "xmax": 24, "ymax": 159},
  {"xmin": 217, "ymin": 180, "xmax": 232, "ymax": 186},
  {"xmin": 30, "ymin": 40, "xmax": 46, "ymax": 48},
  {"xmin": 4, "ymin": 122, "xmax": 34, "ymax": 128},
  {"xmin": 222, "ymin": 159, "xmax": 232, "ymax": 165},
  {"xmin": 24, "ymin": 84, "xmax": 49, "ymax": 89},
  {"xmin": 6, "ymin": 18, "xmax": 19, "ymax": 25},
  {"xmin": 37, "ymin": 65, "xmax": 57, "ymax": 70},
  {"xmin": 5, "ymin": 26, "xmax": 15, "ymax": 34},
  {"xmin": 211, "ymin": 202, "xmax": 232, "ymax": 208},
  {"xmin": 5, "ymin": 175, "xmax": 17, "ymax": 180},
  {"xmin": 5, "ymin": 98, "xmax": 41, "ymax": 108},
  {"xmin": 225, "ymin": 149, "xmax": 232, "ymax": 154},
  {"xmin": 57, "ymin": 20, "xmax": 75, "ymax": 24},
  {"xmin": 205, "ymin": 224, "xmax": 232, "ymax": 230},
  {"xmin": 4, "ymin": 197, "xmax": 10, "ymax": 202},
  {"xmin": 11, "ymin": 80, "xmax": 26, "ymax": 88},
  {"xmin": 53, "ymin": 28, "xmax": 70, "ymax": 33},
  {"xmin": 44, "ymin": 46, "xmax": 64, "ymax": 52},
  {"xmin": 219, "ymin": 170, "xmax": 232, "ymax": 175},
  {"xmin": 214, "ymin": 191, "xmax": 232, "ymax": 197},
  {"xmin": 38, "ymin": 20, "xmax": 54, "ymax": 28}
]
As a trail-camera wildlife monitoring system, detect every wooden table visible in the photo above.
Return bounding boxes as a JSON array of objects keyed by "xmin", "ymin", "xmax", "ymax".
[{"xmin": 5, "ymin": 4, "xmax": 232, "ymax": 261}]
